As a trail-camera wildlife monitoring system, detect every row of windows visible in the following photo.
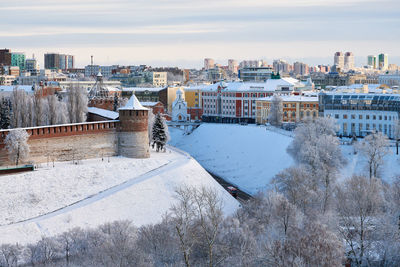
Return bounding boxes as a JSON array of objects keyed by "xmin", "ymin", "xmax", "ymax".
[
  {"xmin": 342, "ymin": 123, "xmax": 393, "ymax": 136},
  {"xmin": 333, "ymin": 114, "xmax": 395, "ymax": 121}
]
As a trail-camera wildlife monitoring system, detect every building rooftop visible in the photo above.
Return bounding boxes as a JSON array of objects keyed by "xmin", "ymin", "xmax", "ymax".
[
  {"xmin": 87, "ymin": 107, "xmax": 119, "ymax": 120},
  {"xmin": 257, "ymin": 95, "xmax": 319, "ymax": 102},
  {"xmin": 119, "ymin": 94, "xmax": 148, "ymax": 111},
  {"xmin": 190, "ymin": 78, "xmax": 305, "ymax": 92}
]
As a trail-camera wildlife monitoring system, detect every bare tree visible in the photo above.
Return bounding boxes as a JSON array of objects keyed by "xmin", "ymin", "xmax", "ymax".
[
  {"xmin": 47, "ymin": 94, "xmax": 58, "ymax": 125},
  {"xmin": 67, "ymin": 84, "xmax": 88, "ymax": 123},
  {"xmin": 335, "ymin": 175, "xmax": 384, "ymax": 267},
  {"xmin": 192, "ymin": 187, "xmax": 224, "ymax": 267},
  {"xmin": 394, "ymin": 119, "xmax": 400, "ymax": 155},
  {"xmin": 33, "ymin": 93, "xmax": 47, "ymax": 126},
  {"xmin": 171, "ymin": 187, "xmax": 198, "ymax": 267},
  {"xmin": 0, "ymin": 244, "xmax": 22, "ymax": 267},
  {"xmin": 268, "ymin": 95, "xmax": 283, "ymax": 126},
  {"xmin": 4, "ymin": 129, "xmax": 30, "ymax": 166},
  {"xmin": 272, "ymin": 165, "xmax": 316, "ymax": 214},
  {"xmin": 356, "ymin": 131, "xmax": 390, "ymax": 179},
  {"xmin": 287, "ymin": 117, "xmax": 344, "ymax": 213}
]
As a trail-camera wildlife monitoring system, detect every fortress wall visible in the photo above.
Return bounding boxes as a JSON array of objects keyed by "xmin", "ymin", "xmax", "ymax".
[{"xmin": 0, "ymin": 121, "xmax": 119, "ymax": 167}]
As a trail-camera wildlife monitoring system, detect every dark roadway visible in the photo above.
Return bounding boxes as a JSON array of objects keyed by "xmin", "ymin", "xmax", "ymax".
[{"xmin": 206, "ymin": 171, "xmax": 252, "ymax": 203}]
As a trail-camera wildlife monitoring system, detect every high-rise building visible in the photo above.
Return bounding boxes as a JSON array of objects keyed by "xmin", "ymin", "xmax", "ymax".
[
  {"xmin": 293, "ymin": 62, "xmax": 309, "ymax": 76},
  {"xmin": 378, "ymin": 53, "xmax": 389, "ymax": 70},
  {"xmin": 367, "ymin": 55, "xmax": 377, "ymax": 69},
  {"xmin": 228, "ymin": 59, "xmax": 238, "ymax": 74},
  {"xmin": 25, "ymin": 57, "xmax": 39, "ymax": 75},
  {"xmin": 344, "ymin": 52, "xmax": 354, "ymax": 70},
  {"xmin": 0, "ymin": 49, "xmax": 12, "ymax": 66},
  {"xmin": 204, "ymin": 58, "xmax": 215, "ymax": 70},
  {"xmin": 334, "ymin": 52, "xmax": 344, "ymax": 70},
  {"xmin": 273, "ymin": 59, "xmax": 292, "ymax": 74},
  {"xmin": 11, "ymin": 52, "xmax": 25, "ymax": 71},
  {"xmin": 44, "ymin": 53, "xmax": 74, "ymax": 70},
  {"xmin": 239, "ymin": 60, "xmax": 266, "ymax": 69}
]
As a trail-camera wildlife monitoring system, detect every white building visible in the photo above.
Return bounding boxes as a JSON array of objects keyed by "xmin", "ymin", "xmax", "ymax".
[
  {"xmin": 319, "ymin": 92, "xmax": 400, "ymax": 138},
  {"xmin": 334, "ymin": 52, "xmax": 345, "ymax": 70},
  {"xmin": 344, "ymin": 52, "xmax": 355, "ymax": 70},
  {"xmin": 172, "ymin": 88, "xmax": 189, "ymax": 121},
  {"xmin": 378, "ymin": 72, "xmax": 400, "ymax": 87},
  {"xmin": 200, "ymin": 78, "xmax": 309, "ymax": 123}
]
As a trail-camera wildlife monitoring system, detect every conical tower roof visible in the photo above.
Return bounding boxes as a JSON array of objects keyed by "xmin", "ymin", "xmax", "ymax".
[{"xmin": 119, "ymin": 94, "xmax": 148, "ymax": 111}]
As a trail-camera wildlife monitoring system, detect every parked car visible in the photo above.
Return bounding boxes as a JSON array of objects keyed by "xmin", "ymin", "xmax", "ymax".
[{"xmin": 227, "ymin": 186, "xmax": 238, "ymax": 198}]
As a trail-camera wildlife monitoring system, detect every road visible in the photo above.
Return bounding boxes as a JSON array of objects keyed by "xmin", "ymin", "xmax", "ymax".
[{"xmin": 207, "ymin": 171, "xmax": 252, "ymax": 203}]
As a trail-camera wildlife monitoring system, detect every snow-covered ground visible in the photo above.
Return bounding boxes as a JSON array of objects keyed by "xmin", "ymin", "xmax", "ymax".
[
  {"xmin": 0, "ymin": 148, "xmax": 239, "ymax": 245},
  {"xmin": 169, "ymin": 124, "xmax": 400, "ymax": 195},
  {"xmin": 169, "ymin": 124, "xmax": 294, "ymax": 194}
]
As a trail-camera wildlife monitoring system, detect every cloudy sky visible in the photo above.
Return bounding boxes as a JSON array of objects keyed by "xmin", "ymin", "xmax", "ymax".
[{"xmin": 1, "ymin": 0, "xmax": 399, "ymax": 68}]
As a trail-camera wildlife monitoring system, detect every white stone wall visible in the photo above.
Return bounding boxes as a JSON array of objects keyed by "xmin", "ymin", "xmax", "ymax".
[{"xmin": 118, "ymin": 131, "xmax": 150, "ymax": 158}]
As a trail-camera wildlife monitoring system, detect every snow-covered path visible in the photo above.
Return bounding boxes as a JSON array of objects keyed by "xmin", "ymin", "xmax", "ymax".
[{"xmin": 0, "ymin": 146, "xmax": 239, "ymax": 245}]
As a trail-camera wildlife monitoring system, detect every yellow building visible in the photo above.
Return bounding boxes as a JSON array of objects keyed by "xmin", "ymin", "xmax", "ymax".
[
  {"xmin": 256, "ymin": 94, "xmax": 319, "ymax": 124},
  {"xmin": 184, "ymin": 88, "xmax": 202, "ymax": 108},
  {"xmin": 153, "ymin": 72, "xmax": 167, "ymax": 87}
]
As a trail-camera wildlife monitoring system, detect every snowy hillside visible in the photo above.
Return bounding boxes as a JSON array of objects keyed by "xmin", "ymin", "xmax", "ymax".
[
  {"xmin": 169, "ymin": 124, "xmax": 400, "ymax": 194},
  {"xmin": 0, "ymin": 148, "xmax": 239, "ymax": 245},
  {"xmin": 169, "ymin": 124, "xmax": 294, "ymax": 194}
]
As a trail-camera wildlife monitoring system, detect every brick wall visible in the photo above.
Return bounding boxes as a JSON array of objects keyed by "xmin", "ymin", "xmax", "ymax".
[{"xmin": 0, "ymin": 121, "xmax": 119, "ymax": 166}]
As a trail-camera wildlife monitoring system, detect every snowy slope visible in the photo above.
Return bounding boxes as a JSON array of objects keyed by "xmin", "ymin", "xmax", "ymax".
[
  {"xmin": 340, "ymin": 145, "xmax": 400, "ymax": 182},
  {"xmin": 169, "ymin": 124, "xmax": 294, "ymax": 194},
  {"xmin": 169, "ymin": 124, "xmax": 400, "ymax": 195},
  {"xmin": 0, "ymin": 148, "xmax": 239, "ymax": 245}
]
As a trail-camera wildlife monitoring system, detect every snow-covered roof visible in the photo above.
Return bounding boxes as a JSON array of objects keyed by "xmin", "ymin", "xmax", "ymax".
[
  {"xmin": 122, "ymin": 87, "xmax": 166, "ymax": 92},
  {"xmin": 0, "ymin": 85, "xmax": 34, "ymax": 93},
  {"xmin": 119, "ymin": 94, "xmax": 148, "ymax": 111},
  {"xmin": 140, "ymin": 101, "xmax": 159, "ymax": 107},
  {"xmin": 87, "ymin": 107, "xmax": 119, "ymax": 120},
  {"xmin": 257, "ymin": 95, "xmax": 319, "ymax": 102},
  {"xmin": 191, "ymin": 78, "xmax": 304, "ymax": 93}
]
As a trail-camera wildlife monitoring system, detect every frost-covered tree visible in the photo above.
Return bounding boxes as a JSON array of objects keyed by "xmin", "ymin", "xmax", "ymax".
[
  {"xmin": 272, "ymin": 165, "xmax": 316, "ymax": 214},
  {"xmin": 268, "ymin": 95, "xmax": 283, "ymax": 126},
  {"xmin": 335, "ymin": 175, "xmax": 384, "ymax": 267},
  {"xmin": 4, "ymin": 129, "xmax": 30, "ymax": 166},
  {"xmin": 67, "ymin": 84, "xmax": 88, "ymax": 123},
  {"xmin": 0, "ymin": 97, "xmax": 11, "ymax": 129},
  {"xmin": 152, "ymin": 113, "xmax": 169, "ymax": 152},
  {"xmin": 148, "ymin": 111, "xmax": 155, "ymax": 146},
  {"xmin": 394, "ymin": 119, "xmax": 400, "ymax": 155},
  {"xmin": 287, "ymin": 117, "xmax": 344, "ymax": 213},
  {"xmin": 47, "ymin": 94, "xmax": 58, "ymax": 125},
  {"xmin": 33, "ymin": 93, "xmax": 47, "ymax": 126},
  {"xmin": 356, "ymin": 131, "xmax": 390, "ymax": 179}
]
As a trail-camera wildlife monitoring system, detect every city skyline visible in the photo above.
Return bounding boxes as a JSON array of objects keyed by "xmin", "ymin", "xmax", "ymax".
[{"xmin": 1, "ymin": 0, "xmax": 399, "ymax": 68}]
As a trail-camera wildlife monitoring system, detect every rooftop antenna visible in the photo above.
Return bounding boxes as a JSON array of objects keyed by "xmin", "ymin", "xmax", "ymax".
[{"xmin": 91, "ymin": 55, "xmax": 93, "ymax": 66}]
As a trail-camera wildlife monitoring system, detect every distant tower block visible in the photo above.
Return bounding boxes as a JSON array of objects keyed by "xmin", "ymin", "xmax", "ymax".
[{"xmin": 118, "ymin": 94, "xmax": 150, "ymax": 158}]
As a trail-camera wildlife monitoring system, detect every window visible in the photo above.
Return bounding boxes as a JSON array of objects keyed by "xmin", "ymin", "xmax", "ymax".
[
  {"xmin": 343, "ymin": 123, "xmax": 348, "ymax": 134},
  {"xmin": 343, "ymin": 114, "xmax": 348, "ymax": 119},
  {"xmin": 359, "ymin": 115, "xmax": 363, "ymax": 119},
  {"xmin": 366, "ymin": 115, "xmax": 370, "ymax": 120},
  {"xmin": 379, "ymin": 116, "xmax": 382, "ymax": 120},
  {"xmin": 384, "ymin": 116, "xmax": 387, "ymax": 120},
  {"xmin": 373, "ymin": 115, "xmax": 376, "ymax": 120},
  {"xmin": 335, "ymin": 114, "xmax": 339, "ymax": 119},
  {"xmin": 351, "ymin": 114, "xmax": 355, "ymax": 119}
]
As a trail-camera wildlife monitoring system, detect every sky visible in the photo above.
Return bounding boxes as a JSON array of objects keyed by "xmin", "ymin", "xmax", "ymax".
[{"xmin": 1, "ymin": 0, "xmax": 399, "ymax": 68}]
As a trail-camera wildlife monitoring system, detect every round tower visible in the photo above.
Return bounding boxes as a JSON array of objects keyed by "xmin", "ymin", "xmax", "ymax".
[{"xmin": 118, "ymin": 95, "xmax": 150, "ymax": 158}]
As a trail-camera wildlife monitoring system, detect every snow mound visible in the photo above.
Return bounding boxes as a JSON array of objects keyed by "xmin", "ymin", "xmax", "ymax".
[
  {"xmin": 0, "ymin": 148, "xmax": 239, "ymax": 245},
  {"xmin": 169, "ymin": 123, "xmax": 294, "ymax": 194}
]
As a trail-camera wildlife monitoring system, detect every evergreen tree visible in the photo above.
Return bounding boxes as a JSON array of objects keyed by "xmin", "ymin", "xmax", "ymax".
[
  {"xmin": 152, "ymin": 113, "xmax": 169, "ymax": 152},
  {"xmin": 0, "ymin": 97, "xmax": 11, "ymax": 129}
]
